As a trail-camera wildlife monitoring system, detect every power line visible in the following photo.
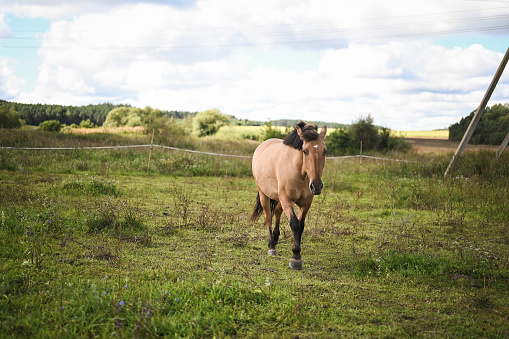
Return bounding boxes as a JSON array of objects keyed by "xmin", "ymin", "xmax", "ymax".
[
  {"xmin": 1, "ymin": 5, "xmax": 508, "ymax": 50},
  {"xmin": 2, "ymin": 4, "xmax": 509, "ymax": 35},
  {"xmin": 2, "ymin": 23, "xmax": 508, "ymax": 50},
  {"xmin": 3, "ymin": 12, "xmax": 509, "ymax": 41}
]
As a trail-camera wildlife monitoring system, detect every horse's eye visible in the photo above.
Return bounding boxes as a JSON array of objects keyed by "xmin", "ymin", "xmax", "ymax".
[
  {"xmin": 324, "ymin": 150, "xmax": 327, "ymax": 155},
  {"xmin": 303, "ymin": 150, "xmax": 308, "ymax": 155}
]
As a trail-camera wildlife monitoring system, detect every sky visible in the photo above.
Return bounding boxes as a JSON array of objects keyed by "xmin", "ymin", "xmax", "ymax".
[{"xmin": 0, "ymin": 0, "xmax": 508, "ymax": 130}]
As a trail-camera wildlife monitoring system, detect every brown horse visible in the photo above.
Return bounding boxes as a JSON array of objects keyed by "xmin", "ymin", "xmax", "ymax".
[{"xmin": 249, "ymin": 121, "xmax": 327, "ymax": 270}]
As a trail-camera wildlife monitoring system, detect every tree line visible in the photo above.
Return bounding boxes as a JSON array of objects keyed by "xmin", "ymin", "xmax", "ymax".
[
  {"xmin": 0, "ymin": 99, "xmax": 312, "ymax": 129},
  {"xmin": 0, "ymin": 100, "xmax": 121, "ymax": 126},
  {"xmin": 0, "ymin": 100, "xmax": 198, "ymax": 127},
  {"xmin": 3, "ymin": 99, "xmax": 508, "ymax": 148},
  {"xmin": 449, "ymin": 103, "xmax": 509, "ymax": 145}
]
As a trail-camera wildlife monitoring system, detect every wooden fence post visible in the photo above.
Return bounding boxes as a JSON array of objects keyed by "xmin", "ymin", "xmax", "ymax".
[
  {"xmin": 496, "ymin": 131, "xmax": 509, "ymax": 159},
  {"xmin": 147, "ymin": 128, "xmax": 155, "ymax": 175},
  {"xmin": 359, "ymin": 140, "xmax": 363, "ymax": 166},
  {"xmin": 444, "ymin": 47, "xmax": 509, "ymax": 178}
]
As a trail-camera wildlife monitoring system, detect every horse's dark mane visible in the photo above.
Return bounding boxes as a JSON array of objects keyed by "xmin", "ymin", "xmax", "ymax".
[{"xmin": 283, "ymin": 121, "xmax": 319, "ymax": 150}]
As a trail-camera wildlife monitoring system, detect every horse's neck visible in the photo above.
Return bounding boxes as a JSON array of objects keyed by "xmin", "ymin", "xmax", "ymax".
[{"xmin": 296, "ymin": 153, "xmax": 307, "ymax": 181}]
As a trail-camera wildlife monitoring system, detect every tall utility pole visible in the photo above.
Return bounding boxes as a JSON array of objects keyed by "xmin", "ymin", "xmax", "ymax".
[
  {"xmin": 444, "ymin": 47, "xmax": 509, "ymax": 178},
  {"xmin": 496, "ymin": 131, "xmax": 509, "ymax": 159}
]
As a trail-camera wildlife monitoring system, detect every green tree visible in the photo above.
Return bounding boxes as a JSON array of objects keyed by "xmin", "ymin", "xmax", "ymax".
[
  {"xmin": 449, "ymin": 103, "xmax": 509, "ymax": 145},
  {"xmin": 352, "ymin": 114, "xmax": 379, "ymax": 151},
  {"xmin": 39, "ymin": 120, "xmax": 62, "ymax": 132},
  {"xmin": 259, "ymin": 121, "xmax": 289, "ymax": 141},
  {"xmin": 378, "ymin": 127, "xmax": 411, "ymax": 153},
  {"xmin": 0, "ymin": 105, "xmax": 22, "ymax": 128},
  {"xmin": 193, "ymin": 109, "xmax": 230, "ymax": 137},
  {"xmin": 140, "ymin": 106, "xmax": 166, "ymax": 133},
  {"xmin": 80, "ymin": 119, "xmax": 95, "ymax": 128},
  {"xmin": 182, "ymin": 115, "xmax": 194, "ymax": 135},
  {"xmin": 103, "ymin": 107, "xmax": 142, "ymax": 128},
  {"xmin": 326, "ymin": 115, "xmax": 410, "ymax": 155},
  {"xmin": 326, "ymin": 128, "xmax": 354, "ymax": 155}
]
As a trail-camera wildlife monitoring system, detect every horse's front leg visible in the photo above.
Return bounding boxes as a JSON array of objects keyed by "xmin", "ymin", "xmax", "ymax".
[
  {"xmin": 291, "ymin": 203, "xmax": 311, "ymax": 270},
  {"xmin": 297, "ymin": 203, "xmax": 310, "ymax": 246},
  {"xmin": 279, "ymin": 197, "xmax": 305, "ymax": 270}
]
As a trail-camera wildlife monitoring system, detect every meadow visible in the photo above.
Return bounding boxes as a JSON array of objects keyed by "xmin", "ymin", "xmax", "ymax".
[{"xmin": 0, "ymin": 127, "xmax": 508, "ymax": 338}]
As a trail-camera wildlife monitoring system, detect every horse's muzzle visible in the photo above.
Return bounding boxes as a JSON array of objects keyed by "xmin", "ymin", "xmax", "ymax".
[{"xmin": 309, "ymin": 181, "xmax": 323, "ymax": 195}]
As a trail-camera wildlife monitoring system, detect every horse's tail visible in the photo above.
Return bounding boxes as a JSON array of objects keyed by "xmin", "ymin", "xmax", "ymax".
[{"xmin": 249, "ymin": 192, "xmax": 278, "ymax": 223}]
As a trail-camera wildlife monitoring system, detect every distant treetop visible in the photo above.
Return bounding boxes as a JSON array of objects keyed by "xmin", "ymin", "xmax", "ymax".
[{"xmin": 449, "ymin": 103, "xmax": 509, "ymax": 145}]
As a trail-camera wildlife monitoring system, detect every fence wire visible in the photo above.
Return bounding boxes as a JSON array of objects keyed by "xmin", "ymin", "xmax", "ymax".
[{"xmin": 0, "ymin": 144, "xmax": 415, "ymax": 162}]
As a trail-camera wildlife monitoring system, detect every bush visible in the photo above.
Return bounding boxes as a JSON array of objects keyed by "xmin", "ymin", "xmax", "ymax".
[
  {"xmin": 80, "ymin": 119, "xmax": 95, "ymax": 128},
  {"xmin": 103, "ymin": 106, "xmax": 169, "ymax": 132},
  {"xmin": 103, "ymin": 107, "xmax": 143, "ymax": 128},
  {"xmin": 327, "ymin": 128, "xmax": 355, "ymax": 154},
  {"xmin": 193, "ymin": 109, "xmax": 230, "ymax": 137},
  {"xmin": 0, "ymin": 106, "xmax": 22, "ymax": 129},
  {"xmin": 326, "ymin": 115, "xmax": 410, "ymax": 155},
  {"xmin": 352, "ymin": 115, "xmax": 379, "ymax": 151},
  {"xmin": 39, "ymin": 120, "xmax": 62, "ymax": 132},
  {"xmin": 259, "ymin": 122, "xmax": 291, "ymax": 141},
  {"xmin": 378, "ymin": 127, "xmax": 411, "ymax": 153}
]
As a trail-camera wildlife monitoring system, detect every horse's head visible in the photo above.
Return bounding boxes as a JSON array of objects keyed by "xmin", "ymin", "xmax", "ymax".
[{"xmin": 297, "ymin": 125, "xmax": 327, "ymax": 195}]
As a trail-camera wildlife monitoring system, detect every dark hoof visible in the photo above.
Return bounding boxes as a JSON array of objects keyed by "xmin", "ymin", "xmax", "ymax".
[
  {"xmin": 268, "ymin": 249, "xmax": 278, "ymax": 256},
  {"xmin": 289, "ymin": 258, "xmax": 303, "ymax": 270}
]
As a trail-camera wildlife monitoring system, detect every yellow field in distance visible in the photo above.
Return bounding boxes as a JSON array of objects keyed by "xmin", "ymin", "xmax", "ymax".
[
  {"xmin": 392, "ymin": 129, "xmax": 449, "ymax": 139},
  {"xmin": 215, "ymin": 126, "xmax": 449, "ymax": 140}
]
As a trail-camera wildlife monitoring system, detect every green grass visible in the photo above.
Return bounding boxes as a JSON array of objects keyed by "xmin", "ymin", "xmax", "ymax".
[{"xmin": 0, "ymin": 129, "xmax": 508, "ymax": 337}]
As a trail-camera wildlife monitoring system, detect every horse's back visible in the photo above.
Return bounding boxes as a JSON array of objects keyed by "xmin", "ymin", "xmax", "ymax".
[
  {"xmin": 252, "ymin": 138, "xmax": 283, "ymax": 176},
  {"xmin": 253, "ymin": 138, "xmax": 282, "ymax": 161},
  {"xmin": 252, "ymin": 139, "xmax": 286, "ymax": 199}
]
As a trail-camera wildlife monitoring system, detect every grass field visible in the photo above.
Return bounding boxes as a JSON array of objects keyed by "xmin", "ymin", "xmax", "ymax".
[{"xmin": 1, "ymin": 128, "xmax": 508, "ymax": 338}]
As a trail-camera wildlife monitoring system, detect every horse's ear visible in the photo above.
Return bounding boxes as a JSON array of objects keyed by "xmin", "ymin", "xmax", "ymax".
[
  {"xmin": 296, "ymin": 126, "xmax": 303, "ymax": 138},
  {"xmin": 320, "ymin": 126, "xmax": 327, "ymax": 139}
]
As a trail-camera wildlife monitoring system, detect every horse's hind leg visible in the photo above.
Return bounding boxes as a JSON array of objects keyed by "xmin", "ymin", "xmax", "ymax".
[{"xmin": 259, "ymin": 192, "xmax": 278, "ymax": 256}]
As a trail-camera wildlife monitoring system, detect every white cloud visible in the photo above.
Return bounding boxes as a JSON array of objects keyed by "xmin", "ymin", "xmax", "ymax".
[
  {"xmin": 0, "ymin": 1, "xmax": 190, "ymax": 20},
  {"xmin": 0, "ymin": 57, "xmax": 25, "ymax": 99},
  {"xmin": 3, "ymin": 1, "xmax": 509, "ymax": 129},
  {"xmin": 0, "ymin": 13, "xmax": 10, "ymax": 32}
]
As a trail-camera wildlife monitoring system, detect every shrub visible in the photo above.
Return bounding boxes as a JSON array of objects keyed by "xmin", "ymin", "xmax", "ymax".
[
  {"xmin": 39, "ymin": 120, "xmax": 62, "ymax": 132},
  {"xmin": 193, "ymin": 109, "xmax": 230, "ymax": 137},
  {"xmin": 327, "ymin": 128, "xmax": 355, "ymax": 154},
  {"xmin": 80, "ymin": 119, "xmax": 95, "ymax": 128},
  {"xmin": 352, "ymin": 114, "xmax": 379, "ymax": 151},
  {"xmin": 259, "ymin": 121, "xmax": 290, "ymax": 141},
  {"xmin": 103, "ymin": 107, "xmax": 142, "ymax": 128},
  {"xmin": 0, "ymin": 105, "xmax": 22, "ymax": 129},
  {"xmin": 326, "ymin": 116, "xmax": 410, "ymax": 155}
]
